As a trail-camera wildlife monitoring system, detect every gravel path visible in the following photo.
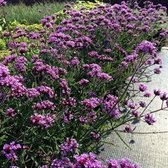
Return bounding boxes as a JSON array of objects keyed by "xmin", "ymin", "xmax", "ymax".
[{"xmin": 99, "ymin": 48, "xmax": 168, "ymax": 168}]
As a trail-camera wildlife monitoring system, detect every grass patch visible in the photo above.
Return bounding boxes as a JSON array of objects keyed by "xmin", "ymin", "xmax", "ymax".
[{"xmin": 0, "ymin": 2, "xmax": 64, "ymax": 24}]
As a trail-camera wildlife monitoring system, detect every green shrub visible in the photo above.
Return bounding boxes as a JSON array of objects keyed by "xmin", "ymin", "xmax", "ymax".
[
  {"xmin": 0, "ymin": 2, "xmax": 64, "ymax": 24},
  {"xmin": 0, "ymin": 39, "xmax": 6, "ymax": 50}
]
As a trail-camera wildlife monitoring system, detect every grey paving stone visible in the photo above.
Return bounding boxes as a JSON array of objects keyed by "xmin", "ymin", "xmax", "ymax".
[{"xmin": 99, "ymin": 49, "xmax": 168, "ymax": 168}]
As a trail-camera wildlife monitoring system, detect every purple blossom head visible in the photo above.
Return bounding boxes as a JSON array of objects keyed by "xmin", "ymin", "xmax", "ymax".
[
  {"xmin": 97, "ymin": 72, "xmax": 113, "ymax": 81},
  {"xmin": 32, "ymin": 100, "xmax": 55, "ymax": 111},
  {"xmin": 71, "ymin": 57, "xmax": 80, "ymax": 66},
  {"xmin": 2, "ymin": 142, "xmax": 22, "ymax": 161},
  {"xmin": 64, "ymin": 111, "xmax": 74, "ymax": 123},
  {"xmin": 124, "ymin": 125, "xmax": 133, "ymax": 133},
  {"xmin": 154, "ymin": 67, "xmax": 161, "ymax": 74},
  {"xmin": 160, "ymin": 92, "xmax": 168, "ymax": 101},
  {"xmin": 30, "ymin": 113, "xmax": 56, "ymax": 128},
  {"xmin": 127, "ymin": 101, "xmax": 136, "ymax": 109},
  {"xmin": 104, "ymin": 48, "xmax": 112, "ymax": 53},
  {"xmin": 139, "ymin": 101, "xmax": 146, "ymax": 108},
  {"xmin": 27, "ymin": 88, "xmax": 40, "ymax": 98},
  {"xmin": 120, "ymin": 61, "xmax": 128, "ymax": 69},
  {"xmin": 144, "ymin": 92, "xmax": 151, "ymax": 98},
  {"xmin": 2, "ymin": 55, "xmax": 16, "ymax": 65},
  {"xmin": 88, "ymin": 51, "xmax": 99, "ymax": 58},
  {"xmin": 0, "ymin": 75, "xmax": 27, "ymax": 97},
  {"xmin": 74, "ymin": 152, "xmax": 103, "ymax": 168},
  {"xmin": 91, "ymin": 131, "xmax": 101, "ymax": 140},
  {"xmin": 60, "ymin": 78, "xmax": 71, "ymax": 96},
  {"xmin": 61, "ymin": 97, "xmax": 76, "ymax": 107},
  {"xmin": 139, "ymin": 84, "xmax": 147, "ymax": 92},
  {"xmin": 33, "ymin": 59, "xmax": 46, "ymax": 72},
  {"xmin": 145, "ymin": 59, "xmax": 153, "ymax": 65},
  {"xmin": 60, "ymin": 138, "xmax": 79, "ymax": 156},
  {"xmin": 124, "ymin": 53, "xmax": 137, "ymax": 63},
  {"xmin": 86, "ymin": 64, "xmax": 102, "ymax": 78},
  {"xmin": 137, "ymin": 41, "xmax": 156, "ymax": 55},
  {"xmin": 154, "ymin": 57, "xmax": 162, "ymax": 65},
  {"xmin": 51, "ymin": 157, "xmax": 72, "ymax": 168},
  {"xmin": 6, "ymin": 108, "xmax": 16, "ymax": 117},
  {"xmin": 19, "ymin": 47, "xmax": 28, "ymax": 54},
  {"xmin": 81, "ymin": 97, "xmax": 100, "ymax": 109},
  {"xmin": 46, "ymin": 66, "xmax": 60, "ymax": 80},
  {"xmin": 110, "ymin": 108, "xmax": 120, "ymax": 119},
  {"xmin": 66, "ymin": 40, "xmax": 75, "ymax": 48},
  {"xmin": 144, "ymin": 113, "xmax": 156, "ymax": 125},
  {"xmin": 131, "ymin": 110, "xmax": 139, "ymax": 117},
  {"xmin": 107, "ymin": 159, "xmax": 119, "ymax": 168},
  {"xmin": 0, "ymin": 64, "xmax": 10, "ymax": 79},
  {"xmin": 36, "ymin": 85, "xmax": 55, "ymax": 98},
  {"xmin": 79, "ymin": 79, "xmax": 89, "ymax": 86},
  {"xmin": 119, "ymin": 158, "xmax": 140, "ymax": 168},
  {"xmin": 103, "ymin": 94, "xmax": 120, "ymax": 119},
  {"xmin": 0, "ymin": 0, "xmax": 6, "ymax": 6},
  {"xmin": 154, "ymin": 89, "xmax": 161, "ymax": 96}
]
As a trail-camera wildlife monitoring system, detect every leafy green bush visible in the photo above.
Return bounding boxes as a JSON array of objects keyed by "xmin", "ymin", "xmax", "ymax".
[
  {"xmin": 0, "ymin": 39, "xmax": 6, "ymax": 50},
  {"xmin": 0, "ymin": 2, "xmax": 64, "ymax": 24}
]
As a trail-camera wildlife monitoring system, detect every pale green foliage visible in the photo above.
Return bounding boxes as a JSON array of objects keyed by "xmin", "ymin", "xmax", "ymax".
[{"xmin": 0, "ymin": 2, "xmax": 64, "ymax": 24}]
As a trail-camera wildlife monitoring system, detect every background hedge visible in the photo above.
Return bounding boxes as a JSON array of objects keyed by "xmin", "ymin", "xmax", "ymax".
[{"xmin": 4, "ymin": 0, "xmax": 168, "ymax": 9}]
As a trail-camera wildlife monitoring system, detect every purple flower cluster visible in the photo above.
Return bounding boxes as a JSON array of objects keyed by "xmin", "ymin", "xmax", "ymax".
[
  {"xmin": 79, "ymin": 111, "xmax": 97, "ymax": 125},
  {"xmin": 32, "ymin": 100, "xmax": 55, "ymax": 111},
  {"xmin": 0, "ymin": 0, "xmax": 6, "ymax": 6},
  {"xmin": 27, "ymin": 88, "xmax": 40, "ymax": 98},
  {"xmin": 74, "ymin": 152, "xmax": 104, "ymax": 168},
  {"xmin": 139, "ymin": 84, "xmax": 148, "ymax": 92},
  {"xmin": 36, "ymin": 85, "xmax": 55, "ymax": 98},
  {"xmin": 60, "ymin": 138, "xmax": 79, "ymax": 156},
  {"xmin": 6, "ymin": 108, "xmax": 16, "ymax": 117},
  {"xmin": 30, "ymin": 113, "xmax": 56, "ymax": 128},
  {"xmin": 103, "ymin": 94, "xmax": 120, "ymax": 119},
  {"xmin": 63, "ymin": 111, "xmax": 74, "ymax": 123},
  {"xmin": 83, "ymin": 64, "xmax": 112, "ymax": 81},
  {"xmin": 60, "ymin": 78, "xmax": 71, "ymax": 96},
  {"xmin": 14, "ymin": 56, "xmax": 27, "ymax": 73},
  {"xmin": 88, "ymin": 51, "xmax": 113, "ymax": 62},
  {"xmin": 0, "ymin": 64, "xmax": 10, "ymax": 78},
  {"xmin": 2, "ymin": 142, "xmax": 21, "ymax": 161},
  {"xmin": 144, "ymin": 113, "xmax": 156, "ymax": 125},
  {"xmin": 81, "ymin": 97, "xmax": 100, "ymax": 109},
  {"xmin": 0, "ymin": 75, "xmax": 27, "ymax": 97},
  {"xmin": 51, "ymin": 157, "xmax": 72, "ymax": 168},
  {"xmin": 79, "ymin": 79, "xmax": 89, "ymax": 86},
  {"xmin": 136, "ymin": 41, "xmax": 156, "ymax": 55},
  {"xmin": 2, "ymin": 55, "xmax": 16, "ymax": 65},
  {"xmin": 33, "ymin": 59, "xmax": 67, "ymax": 80},
  {"xmin": 61, "ymin": 97, "xmax": 76, "ymax": 107},
  {"xmin": 108, "ymin": 158, "xmax": 140, "ymax": 168},
  {"xmin": 50, "ymin": 152, "xmax": 140, "ymax": 168},
  {"xmin": 71, "ymin": 57, "xmax": 80, "ymax": 66}
]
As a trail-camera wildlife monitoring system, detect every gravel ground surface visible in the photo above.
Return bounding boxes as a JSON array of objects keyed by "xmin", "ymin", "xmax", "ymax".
[{"xmin": 99, "ymin": 48, "xmax": 168, "ymax": 168}]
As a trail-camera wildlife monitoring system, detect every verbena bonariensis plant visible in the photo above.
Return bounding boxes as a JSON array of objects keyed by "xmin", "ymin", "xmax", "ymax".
[{"xmin": 1, "ymin": 1, "xmax": 168, "ymax": 167}]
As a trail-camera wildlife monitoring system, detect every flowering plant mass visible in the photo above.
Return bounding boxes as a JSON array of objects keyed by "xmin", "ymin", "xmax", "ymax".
[{"xmin": 0, "ymin": 0, "xmax": 168, "ymax": 167}]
